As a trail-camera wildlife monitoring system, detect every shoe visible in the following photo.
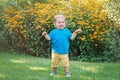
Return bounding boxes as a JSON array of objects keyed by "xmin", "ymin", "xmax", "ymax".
[
  {"xmin": 50, "ymin": 72, "xmax": 56, "ymax": 76},
  {"xmin": 66, "ymin": 72, "xmax": 71, "ymax": 77}
]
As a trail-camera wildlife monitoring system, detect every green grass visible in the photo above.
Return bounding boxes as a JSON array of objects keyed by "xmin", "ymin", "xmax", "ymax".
[{"xmin": 0, "ymin": 51, "xmax": 120, "ymax": 80}]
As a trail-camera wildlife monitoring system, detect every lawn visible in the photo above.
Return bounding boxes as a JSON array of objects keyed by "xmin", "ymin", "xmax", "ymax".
[{"xmin": 0, "ymin": 51, "xmax": 120, "ymax": 80}]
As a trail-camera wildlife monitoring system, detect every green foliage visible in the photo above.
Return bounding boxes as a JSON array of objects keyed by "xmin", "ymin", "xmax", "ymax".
[{"xmin": 0, "ymin": 0, "xmax": 119, "ymax": 62}]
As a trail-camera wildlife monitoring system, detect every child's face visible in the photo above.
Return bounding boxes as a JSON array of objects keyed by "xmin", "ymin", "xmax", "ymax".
[{"xmin": 54, "ymin": 17, "xmax": 66, "ymax": 29}]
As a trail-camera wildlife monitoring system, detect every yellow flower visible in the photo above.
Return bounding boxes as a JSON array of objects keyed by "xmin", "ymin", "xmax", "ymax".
[
  {"xmin": 95, "ymin": 44, "xmax": 98, "ymax": 46},
  {"xmin": 93, "ymin": 32, "xmax": 97, "ymax": 35},
  {"xmin": 36, "ymin": 25, "xmax": 42, "ymax": 29},
  {"xmin": 80, "ymin": 36, "xmax": 86, "ymax": 41},
  {"xmin": 78, "ymin": 21, "xmax": 86, "ymax": 25},
  {"xmin": 96, "ymin": 26, "xmax": 100, "ymax": 29},
  {"xmin": 86, "ymin": 25, "xmax": 91, "ymax": 28}
]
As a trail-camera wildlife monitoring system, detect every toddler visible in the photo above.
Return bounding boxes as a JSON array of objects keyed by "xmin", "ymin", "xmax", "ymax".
[{"xmin": 42, "ymin": 15, "xmax": 81, "ymax": 77}]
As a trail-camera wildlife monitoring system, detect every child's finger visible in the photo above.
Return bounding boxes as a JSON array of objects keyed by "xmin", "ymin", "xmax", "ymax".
[{"xmin": 42, "ymin": 32, "xmax": 47, "ymax": 36}]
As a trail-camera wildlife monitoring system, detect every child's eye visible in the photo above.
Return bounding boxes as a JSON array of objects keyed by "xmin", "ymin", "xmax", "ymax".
[{"xmin": 58, "ymin": 21, "xmax": 64, "ymax": 23}]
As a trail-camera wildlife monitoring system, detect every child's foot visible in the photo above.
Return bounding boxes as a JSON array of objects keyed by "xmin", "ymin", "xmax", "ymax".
[
  {"xmin": 50, "ymin": 72, "xmax": 56, "ymax": 76},
  {"xmin": 66, "ymin": 72, "xmax": 71, "ymax": 77}
]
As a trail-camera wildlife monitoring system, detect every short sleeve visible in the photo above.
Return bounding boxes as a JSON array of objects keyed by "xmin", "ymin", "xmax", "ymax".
[{"xmin": 48, "ymin": 31, "xmax": 52, "ymax": 40}]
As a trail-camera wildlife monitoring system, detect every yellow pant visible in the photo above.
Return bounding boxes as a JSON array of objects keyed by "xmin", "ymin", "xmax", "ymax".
[{"xmin": 51, "ymin": 52, "xmax": 69, "ymax": 68}]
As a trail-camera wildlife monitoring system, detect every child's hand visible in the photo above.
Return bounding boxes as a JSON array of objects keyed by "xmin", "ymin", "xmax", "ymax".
[
  {"xmin": 42, "ymin": 31, "xmax": 48, "ymax": 36},
  {"xmin": 74, "ymin": 28, "xmax": 82, "ymax": 33}
]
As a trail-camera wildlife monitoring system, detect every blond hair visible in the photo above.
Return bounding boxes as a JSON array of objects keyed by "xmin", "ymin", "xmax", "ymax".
[{"xmin": 54, "ymin": 15, "xmax": 66, "ymax": 22}]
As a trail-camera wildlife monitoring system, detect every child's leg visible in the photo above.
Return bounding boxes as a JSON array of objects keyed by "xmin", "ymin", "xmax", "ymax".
[
  {"xmin": 51, "ymin": 52, "xmax": 60, "ymax": 75},
  {"xmin": 61, "ymin": 54, "xmax": 71, "ymax": 77},
  {"xmin": 64, "ymin": 66, "xmax": 69, "ymax": 72},
  {"xmin": 64, "ymin": 66, "xmax": 70, "ymax": 77},
  {"xmin": 50, "ymin": 67, "xmax": 57, "ymax": 75}
]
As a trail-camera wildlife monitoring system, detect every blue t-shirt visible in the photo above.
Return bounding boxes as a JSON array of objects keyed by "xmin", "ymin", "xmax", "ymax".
[{"xmin": 49, "ymin": 28, "xmax": 72, "ymax": 54}]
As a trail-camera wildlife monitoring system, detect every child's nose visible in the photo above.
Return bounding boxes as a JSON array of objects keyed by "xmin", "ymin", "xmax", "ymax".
[{"xmin": 60, "ymin": 22, "xmax": 63, "ymax": 24}]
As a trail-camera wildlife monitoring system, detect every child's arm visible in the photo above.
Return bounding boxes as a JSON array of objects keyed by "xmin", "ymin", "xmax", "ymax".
[
  {"xmin": 70, "ymin": 28, "xmax": 82, "ymax": 40},
  {"xmin": 42, "ymin": 32, "xmax": 51, "ymax": 40}
]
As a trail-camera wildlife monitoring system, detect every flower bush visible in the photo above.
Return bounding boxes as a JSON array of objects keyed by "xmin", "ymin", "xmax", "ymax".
[{"xmin": 1, "ymin": 0, "xmax": 119, "ymax": 62}]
